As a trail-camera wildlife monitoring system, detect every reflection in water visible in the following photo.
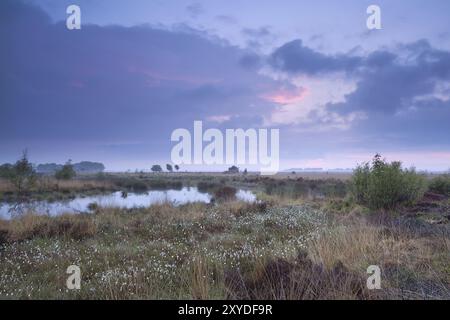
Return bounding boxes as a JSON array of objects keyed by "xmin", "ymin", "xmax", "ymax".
[{"xmin": 0, "ymin": 187, "xmax": 256, "ymax": 219}]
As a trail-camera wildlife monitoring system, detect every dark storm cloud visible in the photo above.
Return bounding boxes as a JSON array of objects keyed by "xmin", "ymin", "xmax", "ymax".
[
  {"xmin": 327, "ymin": 40, "xmax": 450, "ymax": 149},
  {"xmin": 269, "ymin": 37, "xmax": 450, "ymax": 115},
  {"xmin": 269, "ymin": 39, "xmax": 363, "ymax": 75},
  {"xmin": 330, "ymin": 40, "xmax": 450, "ymax": 115},
  {"xmin": 0, "ymin": 0, "xmax": 279, "ymax": 153},
  {"xmin": 267, "ymin": 37, "xmax": 450, "ymax": 152},
  {"xmin": 238, "ymin": 53, "xmax": 262, "ymax": 70}
]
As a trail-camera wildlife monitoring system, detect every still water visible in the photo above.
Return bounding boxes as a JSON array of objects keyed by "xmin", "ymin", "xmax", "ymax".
[{"xmin": 0, "ymin": 187, "xmax": 257, "ymax": 219}]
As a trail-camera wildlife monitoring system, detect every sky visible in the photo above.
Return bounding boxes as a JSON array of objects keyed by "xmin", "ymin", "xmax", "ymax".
[{"xmin": 1, "ymin": 0, "xmax": 450, "ymax": 171}]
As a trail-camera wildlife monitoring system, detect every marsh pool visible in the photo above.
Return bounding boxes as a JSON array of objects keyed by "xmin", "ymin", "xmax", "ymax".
[{"xmin": 0, "ymin": 187, "xmax": 257, "ymax": 219}]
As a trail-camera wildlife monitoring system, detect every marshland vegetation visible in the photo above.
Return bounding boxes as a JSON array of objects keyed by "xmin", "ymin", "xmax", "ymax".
[{"xmin": 0, "ymin": 155, "xmax": 449, "ymax": 299}]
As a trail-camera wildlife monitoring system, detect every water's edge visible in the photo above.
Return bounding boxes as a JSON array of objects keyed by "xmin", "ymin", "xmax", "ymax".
[{"xmin": 0, "ymin": 187, "xmax": 256, "ymax": 219}]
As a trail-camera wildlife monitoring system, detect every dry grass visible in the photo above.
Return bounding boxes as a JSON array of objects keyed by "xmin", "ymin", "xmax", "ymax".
[
  {"xmin": 36, "ymin": 178, "xmax": 115, "ymax": 192},
  {"xmin": 224, "ymin": 251, "xmax": 375, "ymax": 300},
  {"xmin": 307, "ymin": 223, "xmax": 382, "ymax": 270},
  {"xmin": 0, "ymin": 177, "xmax": 115, "ymax": 194},
  {"xmin": 189, "ymin": 256, "xmax": 212, "ymax": 300},
  {"xmin": 307, "ymin": 220, "xmax": 437, "ymax": 271},
  {"xmin": 305, "ymin": 216, "xmax": 450, "ymax": 299},
  {"xmin": 0, "ymin": 213, "xmax": 97, "ymax": 242}
]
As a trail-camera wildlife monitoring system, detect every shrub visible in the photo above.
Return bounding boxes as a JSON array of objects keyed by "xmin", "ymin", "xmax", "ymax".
[
  {"xmin": 8, "ymin": 151, "xmax": 37, "ymax": 194},
  {"xmin": 213, "ymin": 186, "xmax": 237, "ymax": 201},
  {"xmin": 55, "ymin": 162, "xmax": 76, "ymax": 180},
  {"xmin": 351, "ymin": 154, "xmax": 426, "ymax": 210},
  {"xmin": 428, "ymin": 174, "xmax": 450, "ymax": 196}
]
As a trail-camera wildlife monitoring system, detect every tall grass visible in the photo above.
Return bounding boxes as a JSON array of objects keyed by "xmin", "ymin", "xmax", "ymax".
[
  {"xmin": 0, "ymin": 177, "xmax": 115, "ymax": 194},
  {"xmin": 0, "ymin": 214, "xmax": 97, "ymax": 242}
]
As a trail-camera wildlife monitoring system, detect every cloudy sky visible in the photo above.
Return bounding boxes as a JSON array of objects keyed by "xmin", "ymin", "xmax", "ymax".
[{"xmin": 1, "ymin": 0, "xmax": 450, "ymax": 171}]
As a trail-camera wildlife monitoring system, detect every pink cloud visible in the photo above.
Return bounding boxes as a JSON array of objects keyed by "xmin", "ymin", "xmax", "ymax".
[{"xmin": 261, "ymin": 87, "xmax": 308, "ymax": 104}]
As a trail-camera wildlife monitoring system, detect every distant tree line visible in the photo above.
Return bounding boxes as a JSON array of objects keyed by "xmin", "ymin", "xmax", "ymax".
[
  {"xmin": 54, "ymin": 161, "xmax": 77, "ymax": 180},
  {"xmin": 36, "ymin": 161, "xmax": 105, "ymax": 174},
  {"xmin": 150, "ymin": 164, "xmax": 180, "ymax": 173},
  {"xmin": 0, "ymin": 153, "xmax": 107, "ymax": 194}
]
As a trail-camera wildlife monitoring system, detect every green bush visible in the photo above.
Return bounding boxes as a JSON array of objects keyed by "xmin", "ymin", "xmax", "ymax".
[
  {"xmin": 351, "ymin": 154, "xmax": 426, "ymax": 210},
  {"xmin": 55, "ymin": 163, "xmax": 76, "ymax": 180},
  {"xmin": 428, "ymin": 174, "xmax": 450, "ymax": 196}
]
